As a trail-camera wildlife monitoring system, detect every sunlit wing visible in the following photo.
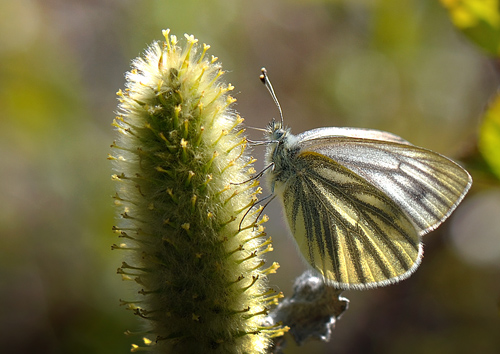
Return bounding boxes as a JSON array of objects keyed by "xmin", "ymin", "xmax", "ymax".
[
  {"xmin": 297, "ymin": 127, "xmax": 412, "ymax": 145},
  {"xmin": 279, "ymin": 151, "xmax": 422, "ymax": 289},
  {"xmin": 297, "ymin": 131, "xmax": 472, "ymax": 235}
]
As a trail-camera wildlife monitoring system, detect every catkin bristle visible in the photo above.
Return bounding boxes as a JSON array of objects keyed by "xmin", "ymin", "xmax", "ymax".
[{"xmin": 111, "ymin": 30, "xmax": 282, "ymax": 353}]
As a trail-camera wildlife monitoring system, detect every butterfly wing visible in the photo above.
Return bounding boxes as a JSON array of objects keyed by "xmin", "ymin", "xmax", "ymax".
[
  {"xmin": 297, "ymin": 128, "xmax": 472, "ymax": 235},
  {"xmin": 297, "ymin": 126, "xmax": 413, "ymax": 145},
  {"xmin": 276, "ymin": 151, "xmax": 422, "ymax": 289}
]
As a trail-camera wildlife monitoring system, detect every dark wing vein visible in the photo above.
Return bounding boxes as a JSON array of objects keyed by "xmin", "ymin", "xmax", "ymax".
[{"xmin": 282, "ymin": 151, "xmax": 421, "ymax": 289}]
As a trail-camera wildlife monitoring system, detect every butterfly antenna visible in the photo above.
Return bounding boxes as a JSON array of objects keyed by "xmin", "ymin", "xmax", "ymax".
[{"xmin": 260, "ymin": 68, "xmax": 284, "ymax": 127}]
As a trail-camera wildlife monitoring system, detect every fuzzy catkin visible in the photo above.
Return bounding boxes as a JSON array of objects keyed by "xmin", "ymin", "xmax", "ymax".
[{"xmin": 110, "ymin": 31, "xmax": 283, "ymax": 353}]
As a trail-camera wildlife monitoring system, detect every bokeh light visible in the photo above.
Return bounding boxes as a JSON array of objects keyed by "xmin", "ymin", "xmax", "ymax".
[{"xmin": 450, "ymin": 189, "xmax": 500, "ymax": 268}]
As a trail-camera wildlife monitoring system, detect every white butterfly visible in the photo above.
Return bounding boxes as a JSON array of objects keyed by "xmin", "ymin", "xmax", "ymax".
[{"xmin": 260, "ymin": 68, "xmax": 472, "ymax": 290}]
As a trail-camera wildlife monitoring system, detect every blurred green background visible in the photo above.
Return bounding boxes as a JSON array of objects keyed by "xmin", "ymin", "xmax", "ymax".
[{"xmin": 1, "ymin": 0, "xmax": 499, "ymax": 353}]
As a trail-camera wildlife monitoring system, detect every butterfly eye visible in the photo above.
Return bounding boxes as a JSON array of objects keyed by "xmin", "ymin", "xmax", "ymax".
[{"xmin": 275, "ymin": 130, "xmax": 284, "ymax": 139}]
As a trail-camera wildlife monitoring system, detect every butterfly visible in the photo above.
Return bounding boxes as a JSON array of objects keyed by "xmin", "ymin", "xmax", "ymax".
[{"xmin": 259, "ymin": 68, "xmax": 472, "ymax": 290}]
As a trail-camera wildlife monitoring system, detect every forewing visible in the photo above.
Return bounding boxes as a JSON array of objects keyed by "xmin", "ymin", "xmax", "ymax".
[
  {"xmin": 279, "ymin": 151, "xmax": 422, "ymax": 289},
  {"xmin": 296, "ymin": 127, "xmax": 412, "ymax": 145},
  {"xmin": 298, "ymin": 135, "xmax": 472, "ymax": 235}
]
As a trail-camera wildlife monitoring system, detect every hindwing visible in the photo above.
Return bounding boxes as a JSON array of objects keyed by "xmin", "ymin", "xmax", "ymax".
[{"xmin": 279, "ymin": 151, "xmax": 422, "ymax": 289}]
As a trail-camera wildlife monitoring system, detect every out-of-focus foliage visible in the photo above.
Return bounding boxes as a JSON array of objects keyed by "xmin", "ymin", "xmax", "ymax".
[
  {"xmin": 479, "ymin": 93, "xmax": 500, "ymax": 179},
  {"xmin": 440, "ymin": 0, "xmax": 500, "ymax": 55},
  {"xmin": 0, "ymin": 0, "xmax": 499, "ymax": 353}
]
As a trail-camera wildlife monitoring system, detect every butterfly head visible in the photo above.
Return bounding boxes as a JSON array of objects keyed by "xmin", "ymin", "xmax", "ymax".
[{"xmin": 265, "ymin": 118, "xmax": 289, "ymax": 143}]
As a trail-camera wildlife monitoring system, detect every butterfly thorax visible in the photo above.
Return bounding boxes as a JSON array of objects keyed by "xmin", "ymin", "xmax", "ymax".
[{"xmin": 265, "ymin": 120, "xmax": 301, "ymax": 193}]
